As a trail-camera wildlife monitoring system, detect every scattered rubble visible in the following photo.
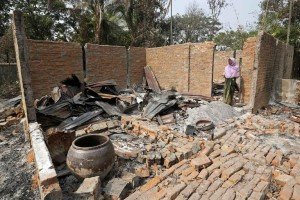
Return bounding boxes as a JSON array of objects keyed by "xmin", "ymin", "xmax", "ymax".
[
  {"xmin": 125, "ymin": 109, "xmax": 300, "ymax": 200},
  {"xmin": 1, "ymin": 72, "xmax": 299, "ymax": 200},
  {"xmin": 0, "ymin": 123, "xmax": 39, "ymax": 199}
]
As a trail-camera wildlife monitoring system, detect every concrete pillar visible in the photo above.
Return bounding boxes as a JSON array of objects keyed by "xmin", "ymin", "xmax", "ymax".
[{"xmin": 12, "ymin": 10, "xmax": 37, "ymax": 127}]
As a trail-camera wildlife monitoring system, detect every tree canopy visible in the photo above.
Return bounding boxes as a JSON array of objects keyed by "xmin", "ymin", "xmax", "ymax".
[
  {"xmin": 170, "ymin": 2, "xmax": 219, "ymax": 44},
  {"xmin": 259, "ymin": 0, "xmax": 300, "ymax": 47},
  {"xmin": 214, "ymin": 28, "xmax": 257, "ymax": 50},
  {"xmin": 4, "ymin": 0, "xmax": 299, "ymax": 51}
]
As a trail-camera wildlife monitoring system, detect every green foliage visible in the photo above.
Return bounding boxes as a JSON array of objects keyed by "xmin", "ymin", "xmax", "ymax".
[
  {"xmin": 0, "ymin": 0, "xmax": 12, "ymax": 37},
  {"xmin": 0, "ymin": 0, "xmax": 166, "ymax": 47},
  {"xmin": 0, "ymin": 0, "xmax": 265, "ymax": 49},
  {"xmin": 0, "ymin": 26, "xmax": 15, "ymax": 62},
  {"xmin": 214, "ymin": 29, "xmax": 257, "ymax": 50},
  {"xmin": 259, "ymin": 0, "xmax": 300, "ymax": 47},
  {"xmin": 164, "ymin": 2, "xmax": 221, "ymax": 44},
  {"xmin": 13, "ymin": 0, "xmax": 55, "ymax": 40},
  {"xmin": 113, "ymin": 0, "xmax": 168, "ymax": 47}
]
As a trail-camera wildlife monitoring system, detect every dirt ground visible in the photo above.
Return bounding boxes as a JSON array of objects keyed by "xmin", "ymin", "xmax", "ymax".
[
  {"xmin": 0, "ymin": 81, "xmax": 20, "ymax": 100},
  {"xmin": 0, "ymin": 123, "xmax": 39, "ymax": 200}
]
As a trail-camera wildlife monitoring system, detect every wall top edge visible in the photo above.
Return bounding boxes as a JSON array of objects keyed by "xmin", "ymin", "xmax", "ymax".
[{"xmin": 27, "ymin": 39, "xmax": 82, "ymax": 46}]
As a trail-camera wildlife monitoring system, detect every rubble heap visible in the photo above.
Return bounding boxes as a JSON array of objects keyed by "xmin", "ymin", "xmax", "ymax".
[
  {"xmin": 125, "ymin": 113, "xmax": 300, "ymax": 200},
  {"xmin": 2, "ymin": 71, "xmax": 299, "ymax": 200}
]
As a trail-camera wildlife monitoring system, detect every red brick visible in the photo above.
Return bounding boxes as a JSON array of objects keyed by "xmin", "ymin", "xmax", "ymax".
[
  {"xmin": 271, "ymin": 150, "xmax": 283, "ymax": 167},
  {"xmin": 28, "ymin": 40, "xmax": 84, "ymax": 99},
  {"xmin": 253, "ymin": 181, "xmax": 269, "ymax": 193},
  {"xmin": 195, "ymin": 180, "xmax": 211, "ymax": 196},
  {"xmin": 207, "ymin": 178, "xmax": 224, "ymax": 193},
  {"xmin": 221, "ymin": 161, "xmax": 244, "ymax": 180},
  {"xmin": 181, "ymin": 167, "xmax": 194, "ymax": 177},
  {"xmin": 198, "ymin": 169, "xmax": 209, "ymax": 180},
  {"xmin": 291, "ymin": 162, "xmax": 300, "ymax": 177},
  {"xmin": 152, "ymin": 188, "xmax": 167, "ymax": 200},
  {"xmin": 207, "ymin": 169, "xmax": 222, "ymax": 182},
  {"xmin": 209, "ymin": 187, "xmax": 227, "ymax": 200},
  {"xmin": 140, "ymin": 177, "xmax": 161, "ymax": 192},
  {"xmin": 191, "ymin": 155, "xmax": 212, "ymax": 171},
  {"xmin": 164, "ymin": 182, "xmax": 186, "ymax": 200},
  {"xmin": 279, "ymin": 180, "xmax": 296, "ymax": 200},
  {"xmin": 265, "ymin": 149, "xmax": 277, "ymax": 164},
  {"xmin": 176, "ymin": 181, "xmax": 200, "ymax": 200},
  {"xmin": 292, "ymin": 184, "xmax": 300, "ymax": 200},
  {"xmin": 85, "ymin": 44, "xmax": 127, "ymax": 88},
  {"xmin": 275, "ymin": 174, "xmax": 294, "ymax": 186},
  {"xmin": 289, "ymin": 155, "xmax": 299, "ymax": 167},
  {"xmin": 221, "ymin": 188, "xmax": 236, "ymax": 200},
  {"xmin": 248, "ymin": 191, "xmax": 265, "ymax": 200}
]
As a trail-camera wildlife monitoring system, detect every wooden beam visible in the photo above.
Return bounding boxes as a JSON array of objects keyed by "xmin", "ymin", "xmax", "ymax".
[{"xmin": 12, "ymin": 10, "xmax": 36, "ymax": 127}]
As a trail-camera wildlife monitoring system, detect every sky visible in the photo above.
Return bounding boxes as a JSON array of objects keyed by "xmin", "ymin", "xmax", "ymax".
[{"xmin": 171, "ymin": 0, "xmax": 262, "ymax": 31}]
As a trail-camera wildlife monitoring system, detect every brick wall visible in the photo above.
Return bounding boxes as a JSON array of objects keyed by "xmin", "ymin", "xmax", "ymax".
[
  {"xmin": 293, "ymin": 49, "xmax": 300, "ymax": 79},
  {"xmin": 241, "ymin": 33, "xmax": 295, "ymax": 111},
  {"xmin": 241, "ymin": 37, "xmax": 257, "ymax": 104},
  {"xmin": 235, "ymin": 50, "xmax": 243, "ymax": 65},
  {"xmin": 146, "ymin": 43, "xmax": 215, "ymax": 96},
  {"xmin": 146, "ymin": 44, "xmax": 190, "ymax": 93},
  {"xmin": 85, "ymin": 44, "xmax": 127, "ymax": 89},
  {"xmin": 213, "ymin": 50, "xmax": 233, "ymax": 83},
  {"xmin": 26, "ymin": 35, "xmax": 294, "ymax": 110},
  {"xmin": 283, "ymin": 44, "xmax": 294, "ymax": 79},
  {"xmin": 272, "ymin": 40, "xmax": 287, "ymax": 101},
  {"xmin": 251, "ymin": 32, "xmax": 277, "ymax": 113},
  {"xmin": 190, "ymin": 42, "xmax": 215, "ymax": 96},
  {"xmin": 27, "ymin": 40, "xmax": 84, "ymax": 99},
  {"xmin": 128, "ymin": 47, "xmax": 146, "ymax": 86},
  {"xmin": 272, "ymin": 41, "xmax": 294, "ymax": 101}
]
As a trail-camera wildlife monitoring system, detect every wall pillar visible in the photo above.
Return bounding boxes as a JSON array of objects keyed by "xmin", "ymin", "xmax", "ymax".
[{"xmin": 12, "ymin": 10, "xmax": 37, "ymax": 127}]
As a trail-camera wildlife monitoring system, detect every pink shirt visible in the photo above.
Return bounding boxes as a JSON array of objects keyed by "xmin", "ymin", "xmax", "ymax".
[{"xmin": 224, "ymin": 65, "xmax": 240, "ymax": 78}]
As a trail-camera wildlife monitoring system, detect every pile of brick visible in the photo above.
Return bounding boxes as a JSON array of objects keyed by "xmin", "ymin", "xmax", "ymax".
[
  {"xmin": 121, "ymin": 115, "xmax": 203, "ymax": 169},
  {"xmin": 237, "ymin": 114, "xmax": 299, "ymax": 137},
  {"xmin": 124, "ymin": 115, "xmax": 300, "ymax": 200}
]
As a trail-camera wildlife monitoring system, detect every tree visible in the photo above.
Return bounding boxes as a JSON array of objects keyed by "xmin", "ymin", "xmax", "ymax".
[
  {"xmin": 207, "ymin": 0, "xmax": 227, "ymax": 38},
  {"xmin": 0, "ymin": 0, "xmax": 12, "ymax": 37},
  {"xmin": 13, "ymin": 0, "xmax": 55, "ymax": 40},
  {"xmin": 259, "ymin": 0, "xmax": 300, "ymax": 47},
  {"xmin": 113, "ymin": 0, "xmax": 167, "ymax": 47},
  {"xmin": 166, "ymin": 2, "xmax": 219, "ymax": 44},
  {"xmin": 214, "ymin": 28, "xmax": 257, "ymax": 50},
  {"xmin": 0, "ymin": 26, "xmax": 15, "ymax": 63},
  {"xmin": 1, "ymin": 0, "xmax": 170, "ymax": 47}
]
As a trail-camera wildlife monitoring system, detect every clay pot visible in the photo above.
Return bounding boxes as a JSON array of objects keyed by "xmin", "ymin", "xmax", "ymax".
[{"xmin": 67, "ymin": 134, "xmax": 115, "ymax": 179}]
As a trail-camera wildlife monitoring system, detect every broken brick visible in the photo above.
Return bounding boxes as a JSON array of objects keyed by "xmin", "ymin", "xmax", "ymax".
[{"xmin": 191, "ymin": 155, "xmax": 212, "ymax": 171}]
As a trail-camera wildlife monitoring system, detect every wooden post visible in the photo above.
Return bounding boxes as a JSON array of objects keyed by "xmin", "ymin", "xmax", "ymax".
[
  {"xmin": 287, "ymin": 0, "xmax": 294, "ymax": 44},
  {"xmin": 12, "ymin": 10, "xmax": 36, "ymax": 128}
]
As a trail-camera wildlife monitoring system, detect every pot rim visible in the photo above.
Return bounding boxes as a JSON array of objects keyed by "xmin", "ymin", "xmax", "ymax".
[{"xmin": 72, "ymin": 134, "xmax": 110, "ymax": 150}]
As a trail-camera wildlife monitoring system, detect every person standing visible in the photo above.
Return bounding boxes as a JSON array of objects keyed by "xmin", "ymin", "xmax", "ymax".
[{"xmin": 223, "ymin": 57, "xmax": 240, "ymax": 105}]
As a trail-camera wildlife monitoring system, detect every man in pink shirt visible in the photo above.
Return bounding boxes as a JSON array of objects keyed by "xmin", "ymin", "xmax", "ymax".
[{"xmin": 223, "ymin": 58, "xmax": 240, "ymax": 105}]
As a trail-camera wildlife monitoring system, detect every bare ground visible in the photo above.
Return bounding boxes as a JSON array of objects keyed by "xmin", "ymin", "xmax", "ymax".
[{"xmin": 0, "ymin": 123, "xmax": 39, "ymax": 200}]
